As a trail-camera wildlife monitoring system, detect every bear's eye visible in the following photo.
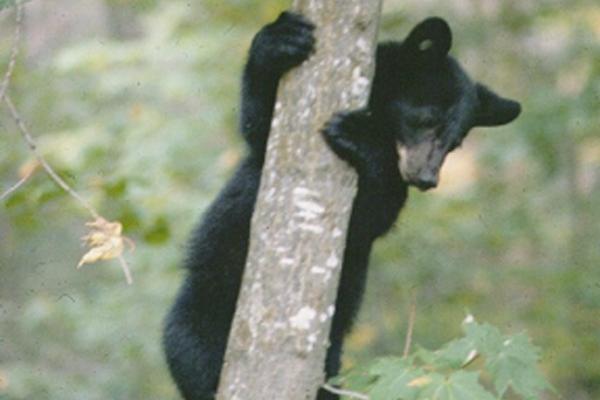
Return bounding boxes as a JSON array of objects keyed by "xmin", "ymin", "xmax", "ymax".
[
  {"xmin": 419, "ymin": 39, "xmax": 434, "ymax": 51},
  {"xmin": 405, "ymin": 111, "xmax": 439, "ymax": 128}
]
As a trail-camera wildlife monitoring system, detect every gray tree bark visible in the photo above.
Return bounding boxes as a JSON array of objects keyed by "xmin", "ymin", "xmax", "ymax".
[{"xmin": 216, "ymin": 1, "xmax": 383, "ymax": 399}]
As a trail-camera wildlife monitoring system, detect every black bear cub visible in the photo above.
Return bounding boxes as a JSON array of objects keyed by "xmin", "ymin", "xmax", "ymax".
[{"xmin": 164, "ymin": 11, "xmax": 520, "ymax": 400}]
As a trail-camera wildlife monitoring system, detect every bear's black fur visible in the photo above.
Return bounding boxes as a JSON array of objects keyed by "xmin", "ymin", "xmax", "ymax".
[{"xmin": 163, "ymin": 11, "xmax": 520, "ymax": 400}]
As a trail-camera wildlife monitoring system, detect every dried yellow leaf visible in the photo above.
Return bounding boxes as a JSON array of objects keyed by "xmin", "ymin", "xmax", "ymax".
[
  {"xmin": 0, "ymin": 368, "xmax": 8, "ymax": 390},
  {"xmin": 77, "ymin": 218, "xmax": 125, "ymax": 268},
  {"xmin": 407, "ymin": 376, "xmax": 432, "ymax": 388},
  {"xmin": 18, "ymin": 159, "xmax": 40, "ymax": 179}
]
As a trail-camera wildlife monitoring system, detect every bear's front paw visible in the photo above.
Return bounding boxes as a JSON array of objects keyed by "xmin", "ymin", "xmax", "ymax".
[
  {"xmin": 322, "ymin": 111, "xmax": 351, "ymax": 142},
  {"xmin": 321, "ymin": 111, "xmax": 368, "ymax": 167},
  {"xmin": 322, "ymin": 110, "xmax": 370, "ymax": 140},
  {"xmin": 250, "ymin": 11, "xmax": 316, "ymax": 75}
]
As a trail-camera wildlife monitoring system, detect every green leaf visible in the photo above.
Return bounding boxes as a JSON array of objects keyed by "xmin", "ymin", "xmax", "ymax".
[
  {"xmin": 331, "ymin": 374, "xmax": 375, "ymax": 396},
  {"xmin": 116, "ymin": 205, "xmax": 143, "ymax": 231},
  {"xmin": 418, "ymin": 371, "xmax": 496, "ymax": 400},
  {"xmin": 367, "ymin": 358, "xmax": 422, "ymax": 400},
  {"xmin": 104, "ymin": 177, "xmax": 128, "ymax": 199},
  {"xmin": 415, "ymin": 346, "xmax": 439, "ymax": 366},
  {"xmin": 416, "ymin": 339, "xmax": 477, "ymax": 370},
  {"xmin": 484, "ymin": 333, "xmax": 551, "ymax": 398},
  {"xmin": 462, "ymin": 317, "xmax": 551, "ymax": 398},
  {"xmin": 463, "ymin": 319, "xmax": 505, "ymax": 356},
  {"xmin": 143, "ymin": 215, "xmax": 171, "ymax": 244},
  {"xmin": 35, "ymin": 184, "xmax": 65, "ymax": 205},
  {"xmin": 368, "ymin": 357, "xmax": 411, "ymax": 376},
  {"xmin": 330, "ymin": 363, "xmax": 376, "ymax": 394},
  {"xmin": 4, "ymin": 187, "xmax": 28, "ymax": 208}
]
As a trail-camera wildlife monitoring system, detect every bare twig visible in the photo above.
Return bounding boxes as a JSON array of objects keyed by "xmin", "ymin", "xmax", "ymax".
[
  {"xmin": 4, "ymin": 95, "xmax": 134, "ymax": 283},
  {"xmin": 1, "ymin": 1, "xmax": 100, "ymax": 218},
  {"xmin": 0, "ymin": 0, "xmax": 27, "ymax": 201},
  {"xmin": 1, "ymin": 0, "xmax": 134, "ymax": 284},
  {"xmin": 118, "ymin": 255, "xmax": 133, "ymax": 285},
  {"xmin": 322, "ymin": 383, "xmax": 369, "ymax": 400},
  {"xmin": 0, "ymin": 164, "xmax": 34, "ymax": 200},
  {"xmin": 4, "ymin": 95, "xmax": 101, "ymax": 219},
  {"xmin": 1, "ymin": 2, "xmax": 101, "ymax": 220},
  {"xmin": 0, "ymin": 0, "xmax": 22, "ymax": 101},
  {"xmin": 403, "ymin": 289, "xmax": 417, "ymax": 358}
]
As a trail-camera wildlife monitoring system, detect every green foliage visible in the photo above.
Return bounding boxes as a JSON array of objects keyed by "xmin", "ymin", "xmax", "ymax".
[
  {"xmin": 0, "ymin": 0, "xmax": 20, "ymax": 11},
  {"xmin": 0, "ymin": 0, "xmax": 33, "ymax": 11},
  {"xmin": 333, "ymin": 317, "xmax": 551, "ymax": 400},
  {"xmin": 1, "ymin": 0, "xmax": 600, "ymax": 399}
]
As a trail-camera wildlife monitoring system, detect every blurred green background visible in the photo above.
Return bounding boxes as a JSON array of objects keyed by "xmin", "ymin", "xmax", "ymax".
[{"xmin": 1, "ymin": 0, "xmax": 599, "ymax": 399}]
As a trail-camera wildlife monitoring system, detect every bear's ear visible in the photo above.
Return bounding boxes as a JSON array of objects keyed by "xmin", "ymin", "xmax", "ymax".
[
  {"xmin": 404, "ymin": 17, "xmax": 452, "ymax": 60},
  {"xmin": 474, "ymin": 83, "xmax": 522, "ymax": 127}
]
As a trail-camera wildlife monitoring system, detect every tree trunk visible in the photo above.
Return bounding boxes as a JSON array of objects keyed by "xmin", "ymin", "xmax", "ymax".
[{"xmin": 216, "ymin": 1, "xmax": 382, "ymax": 399}]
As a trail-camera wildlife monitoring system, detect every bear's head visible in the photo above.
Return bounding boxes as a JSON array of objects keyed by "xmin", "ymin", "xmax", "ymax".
[{"xmin": 371, "ymin": 17, "xmax": 521, "ymax": 190}]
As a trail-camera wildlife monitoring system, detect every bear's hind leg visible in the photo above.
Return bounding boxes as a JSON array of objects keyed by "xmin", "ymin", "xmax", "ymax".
[
  {"xmin": 163, "ymin": 312, "xmax": 227, "ymax": 400},
  {"xmin": 316, "ymin": 335, "xmax": 343, "ymax": 400}
]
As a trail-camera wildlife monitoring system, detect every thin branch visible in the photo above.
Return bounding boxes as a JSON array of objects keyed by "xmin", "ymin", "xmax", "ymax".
[
  {"xmin": 118, "ymin": 255, "xmax": 133, "ymax": 285},
  {"xmin": 0, "ymin": 0, "xmax": 22, "ymax": 101},
  {"xmin": 5, "ymin": 95, "xmax": 135, "ymax": 283},
  {"xmin": 322, "ymin": 383, "xmax": 369, "ymax": 400},
  {"xmin": 0, "ymin": 2, "xmax": 134, "ymax": 285},
  {"xmin": 403, "ymin": 289, "xmax": 417, "ymax": 358},
  {"xmin": 0, "ymin": 164, "xmax": 34, "ymax": 200},
  {"xmin": 0, "ymin": 0, "xmax": 28, "ymax": 201},
  {"xmin": 3, "ymin": 94, "xmax": 101, "ymax": 219},
  {"xmin": 0, "ymin": 2, "xmax": 101, "ymax": 222}
]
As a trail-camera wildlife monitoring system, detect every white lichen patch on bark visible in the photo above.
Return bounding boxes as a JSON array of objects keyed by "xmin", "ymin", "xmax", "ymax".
[
  {"xmin": 281, "ymin": 257, "xmax": 295, "ymax": 266},
  {"xmin": 271, "ymin": 116, "xmax": 280, "ymax": 128},
  {"xmin": 293, "ymin": 187, "xmax": 320, "ymax": 197},
  {"xmin": 265, "ymin": 187, "xmax": 277, "ymax": 202},
  {"xmin": 356, "ymin": 37, "xmax": 370, "ymax": 53},
  {"xmin": 326, "ymin": 253, "xmax": 340, "ymax": 268},
  {"xmin": 351, "ymin": 66, "xmax": 370, "ymax": 96},
  {"xmin": 310, "ymin": 266, "xmax": 327, "ymax": 275},
  {"xmin": 293, "ymin": 186, "xmax": 325, "ymax": 222},
  {"xmin": 306, "ymin": 333, "xmax": 318, "ymax": 352},
  {"xmin": 311, "ymin": 265, "xmax": 333, "ymax": 282},
  {"xmin": 289, "ymin": 306, "xmax": 317, "ymax": 330},
  {"xmin": 294, "ymin": 200, "xmax": 325, "ymax": 215},
  {"xmin": 297, "ymin": 223, "xmax": 325, "ymax": 234},
  {"xmin": 250, "ymin": 282, "xmax": 261, "ymax": 292},
  {"xmin": 327, "ymin": 305, "xmax": 335, "ymax": 317},
  {"xmin": 296, "ymin": 210, "xmax": 320, "ymax": 221}
]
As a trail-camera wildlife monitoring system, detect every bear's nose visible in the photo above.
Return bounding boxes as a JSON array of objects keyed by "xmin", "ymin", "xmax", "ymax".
[{"xmin": 414, "ymin": 175, "xmax": 438, "ymax": 191}]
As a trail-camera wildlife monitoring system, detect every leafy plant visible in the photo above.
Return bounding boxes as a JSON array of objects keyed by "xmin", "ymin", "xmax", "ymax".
[{"xmin": 332, "ymin": 316, "xmax": 553, "ymax": 400}]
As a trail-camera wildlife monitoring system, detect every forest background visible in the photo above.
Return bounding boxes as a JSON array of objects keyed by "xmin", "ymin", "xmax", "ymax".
[{"xmin": 1, "ymin": 0, "xmax": 599, "ymax": 399}]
